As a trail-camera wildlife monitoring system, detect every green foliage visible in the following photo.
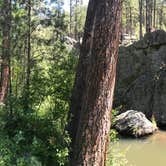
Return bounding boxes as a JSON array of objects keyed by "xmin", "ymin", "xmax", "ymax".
[
  {"xmin": 110, "ymin": 109, "xmax": 119, "ymax": 142},
  {"xmin": 0, "ymin": 0, "xmax": 78, "ymax": 164},
  {"xmin": 107, "ymin": 144, "xmax": 129, "ymax": 166},
  {"xmin": 107, "ymin": 109, "xmax": 129, "ymax": 166},
  {"xmin": 0, "ymin": 43, "xmax": 77, "ymax": 166}
]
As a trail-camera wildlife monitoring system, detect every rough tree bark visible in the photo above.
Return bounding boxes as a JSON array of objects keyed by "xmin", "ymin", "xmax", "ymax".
[
  {"xmin": 69, "ymin": 0, "xmax": 122, "ymax": 165},
  {"xmin": 0, "ymin": 0, "xmax": 11, "ymax": 103}
]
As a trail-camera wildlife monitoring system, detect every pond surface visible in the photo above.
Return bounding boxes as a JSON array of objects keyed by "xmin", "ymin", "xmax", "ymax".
[{"xmin": 112, "ymin": 130, "xmax": 166, "ymax": 166}]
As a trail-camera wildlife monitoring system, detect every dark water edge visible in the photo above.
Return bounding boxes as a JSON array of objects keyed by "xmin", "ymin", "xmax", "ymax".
[{"xmin": 111, "ymin": 130, "xmax": 166, "ymax": 166}]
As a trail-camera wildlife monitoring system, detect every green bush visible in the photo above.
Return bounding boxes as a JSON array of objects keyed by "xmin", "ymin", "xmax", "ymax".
[
  {"xmin": 107, "ymin": 109, "xmax": 129, "ymax": 166},
  {"xmin": 0, "ymin": 45, "xmax": 78, "ymax": 166}
]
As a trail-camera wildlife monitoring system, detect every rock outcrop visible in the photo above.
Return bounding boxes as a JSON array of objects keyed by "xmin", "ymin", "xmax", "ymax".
[
  {"xmin": 114, "ymin": 110, "xmax": 157, "ymax": 137},
  {"xmin": 115, "ymin": 30, "xmax": 166, "ymax": 127}
]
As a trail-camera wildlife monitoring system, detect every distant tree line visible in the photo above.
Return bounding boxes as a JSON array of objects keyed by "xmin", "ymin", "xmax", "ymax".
[{"xmin": 69, "ymin": 0, "xmax": 166, "ymax": 41}]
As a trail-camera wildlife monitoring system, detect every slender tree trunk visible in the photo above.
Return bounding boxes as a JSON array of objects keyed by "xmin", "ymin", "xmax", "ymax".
[
  {"xmin": 70, "ymin": 0, "xmax": 72, "ymax": 36},
  {"xmin": 143, "ymin": 3, "xmax": 146, "ymax": 26},
  {"xmin": 69, "ymin": 0, "xmax": 122, "ymax": 165},
  {"xmin": 119, "ymin": 19, "xmax": 123, "ymax": 43},
  {"xmin": 0, "ymin": 0, "xmax": 11, "ymax": 103},
  {"xmin": 75, "ymin": 0, "xmax": 78, "ymax": 40},
  {"xmin": 153, "ymin": 0, "xmax": 156, "ymax": 28},
  {"xmin": 9, "ymin": 57, "xmax": 13, "ymax": 115},
  {"xmin": 159, "ymin": 1, "xmax": 164, "ymax": 29},
  {"xmin": 139, "ymin": 0, "xmax": 143, "ymax": 39},
  {"xmin": 146, "ymin": 0, "xmax": 151, "ymax": 32},
  {"xmin": 24, "ymin": 0, "xmax": 31, "ymax": 111},
  {"xmin": 129, "ymin": 5, "xmax": 132, "ymax": 37},
  {"xmin": 75, "ymin": 0, "xmax": 82, "ymax": 41},
  {"xmin": 70, "ymin": 0, "xmax": 74, "ymax": 37},
  {"xmin": 156, "ymin": 8, "xmax": 159, "ymax": 29},
  {"xmin": 150, "ymin": 0, "xmax": 153, "ymax": 28},
  {"xmin": 125, "ymin": 5, "xmax": 129, "ymax": 34}
]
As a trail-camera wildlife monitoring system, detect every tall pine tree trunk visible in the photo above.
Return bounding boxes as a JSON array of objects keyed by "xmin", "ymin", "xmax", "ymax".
[
  {"xmin": 74, "ymin": 0, "xmax": 78, "ymax": 40},
  {"xmin": 159, "ymin": 1, "xmax": 164, "ymax": 29},
  {"xmin": 153, "ymin": 0, "xmax": 156, "ymax": 28},
  {"xmin": 139, "ymin": 0, "xmax": 143, "ymax": 39},
  {"xmin": 69, "ymin": 0, "xmax": 122, "ymax": 165},
  {"xmin": 0, "ymin": 0, "xmax": 11, "ymax": 103},
  {"xmin": 70, "ymin": 0, "xmax": 74, "ymax": 37},
  {"xmin": 146, "ymin": 0, "xmax": 151, "ymax": 32},
  {"xmin": 129, "ymin": 5, "xmax": 132, "ymax": 37},
  {"xmin": 24, "ymin": 0, "xmax": 31, "ymax": 111},
  {"xmin": 125, "ymin": 5, "xmax": 129, "ymax": 34}
]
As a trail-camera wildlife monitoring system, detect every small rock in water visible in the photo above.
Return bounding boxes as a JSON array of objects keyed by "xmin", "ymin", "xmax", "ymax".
[{"xmin": 114, "ymin": 110, "xmax": 157, "ymax": 137}]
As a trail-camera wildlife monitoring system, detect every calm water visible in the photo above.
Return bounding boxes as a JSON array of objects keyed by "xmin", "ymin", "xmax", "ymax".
[{"xmin": 112, "ymin": 130, "xmax": 166, "ymax": 166}]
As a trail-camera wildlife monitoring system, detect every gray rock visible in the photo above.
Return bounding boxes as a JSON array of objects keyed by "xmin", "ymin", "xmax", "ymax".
[
  {"xmin": 153, "ymin": 70, "xmax": 166, "ymax": 127},
  {"xmin": 114, "ymin": 110, "xmax": 157, "ymax": 137},
  {"xmin": 115, "ymin": 30, "xmax": 166, "ymax": 127}
]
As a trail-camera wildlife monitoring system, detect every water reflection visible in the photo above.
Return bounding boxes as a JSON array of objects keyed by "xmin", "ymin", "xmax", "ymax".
[{"xmin": 111, "ymin": 130, "xmax": 166, "ymax": 166}]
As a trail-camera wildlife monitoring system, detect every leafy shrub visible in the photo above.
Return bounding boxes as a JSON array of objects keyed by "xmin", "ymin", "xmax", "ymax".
[
  {"xmin": 0, "ymin": 45, "xmax": 77, "ymax": 166},
  {"xmin": 107, "ymin": 109, "xmax": 129, "ymax": 166}
]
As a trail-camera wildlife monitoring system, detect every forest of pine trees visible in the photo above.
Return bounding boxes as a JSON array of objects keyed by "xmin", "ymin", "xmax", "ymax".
[{"xmin": 0, "ymin": 0, "xmax": 166, "ymax": 166}]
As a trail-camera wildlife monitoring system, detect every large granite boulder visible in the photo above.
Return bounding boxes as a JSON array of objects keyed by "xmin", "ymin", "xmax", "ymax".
[
  {"xmin": 114, "ymin": 110, "xmax": 157, "ymax": 137},
  {"xmin": 115, "ymin": 30, "xmax": 166, "ymax": 128}
]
